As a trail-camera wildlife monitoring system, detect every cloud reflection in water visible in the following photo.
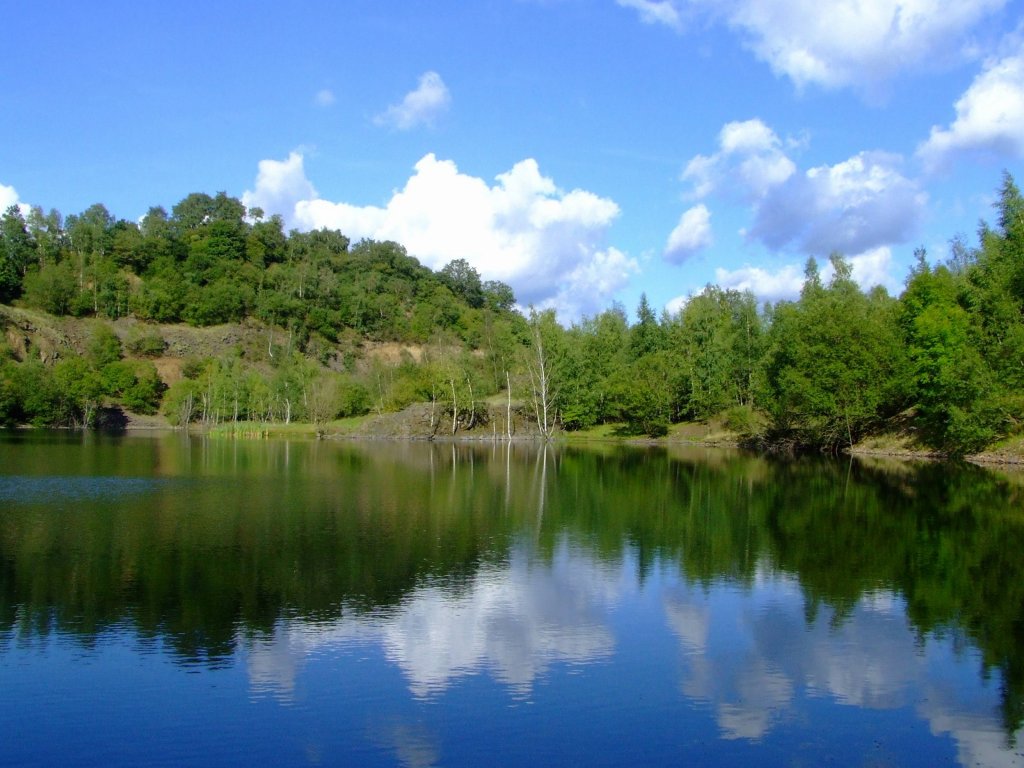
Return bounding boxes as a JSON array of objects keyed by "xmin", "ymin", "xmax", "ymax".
[
  {"xmin": 244, "ymin": 544, "xmax": 1022, "ymax": 767},
  {"xmin": 664, "ymin": 569, "xmax": 1022, "ymax": 766},
  {"xmin": 246, "ymin": 537, "xmax": 623, "ymax": 700}
]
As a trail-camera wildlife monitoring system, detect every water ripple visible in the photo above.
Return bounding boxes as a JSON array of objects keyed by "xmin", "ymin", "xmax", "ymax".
[{"xmin": 0, "ymin": 475, "xmax": 165, "ymax": 504}]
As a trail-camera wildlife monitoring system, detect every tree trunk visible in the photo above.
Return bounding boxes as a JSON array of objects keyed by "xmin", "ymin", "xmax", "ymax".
[{"xmin": 449, "ymin": 377, "xmax": 458, "ymax": 435}]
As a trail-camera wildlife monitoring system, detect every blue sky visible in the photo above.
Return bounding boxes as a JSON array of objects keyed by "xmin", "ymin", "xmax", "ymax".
[{"xmin": 2, "ymin": 0, "xmax": 1023, "ymax": 322}]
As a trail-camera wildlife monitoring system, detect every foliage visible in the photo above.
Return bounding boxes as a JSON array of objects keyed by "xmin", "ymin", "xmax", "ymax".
[
  {"xmin": 125, "ymin": 328, "xmax": 166, "ymax": 357},
  {"xmin": 761, "ymin": 255, "xmax": 908, "ymax": 450},
  {"xmin": 722, "ymin": 403, "xmax": 762, "ymax": 436},
  {"xmin": 3, "ymin": 175, "xmax": 1024, "ymax": 454},
  {"xmin": 87, "ymin": 324, "xmax": 123, "ymax": 367},
  {"xmin": 22, "ymin": 260, "xmax": 79, "ymax": 315},
  {"xmin": 335, "ymin": 376, "xmax": 373, "ymax": 418}
]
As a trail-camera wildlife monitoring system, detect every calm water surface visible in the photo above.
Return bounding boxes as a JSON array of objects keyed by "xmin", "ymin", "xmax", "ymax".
[{"xmin": 1, "ymin": 432, "xmax": 1022, "ymax": 767}]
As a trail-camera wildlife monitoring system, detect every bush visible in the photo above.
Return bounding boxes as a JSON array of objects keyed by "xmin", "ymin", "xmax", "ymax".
[
  {"xmin": 126, "ymin": 329, "xmax": 166, "ymax": 357},
  {"xmin": 0, "ymin": 362, "xmax": 19, "ymax": 427},
  {"xmin": 22, "ymin": 261, "xmax": 78, "ymax": 315},
  {"xmin": 87, "ymin": 325, "xmax": 122, "ymax": 367},
  {"xmin": 180, "ymin": 358, "xmax": 206, "ymax": 380},
  {"xmin": 722, "ymin": 404, "xmax": 762, "ymax": 437},
  {"xmin": 336, "ymin": 377, "xmax": 372, "ymax": 417},
  {"xmin": 101, "ymin": 360, "xmax": 164, "ymax": 414},
  {"xmin": 162, "ymin": 379, "xmax": 201, "ymax": 425},
  {"xmin": 122, "ymin": 362, "xmax": 163, "ymax": 414}
]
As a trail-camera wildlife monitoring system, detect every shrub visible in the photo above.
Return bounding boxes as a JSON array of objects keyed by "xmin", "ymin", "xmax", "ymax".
[
  {"xmin": 722, "ymin": 404, "xmax": 762, "ymax": 437},
  {"xmin": 126, "ymin": 329, "xmax": 166, "ymax": 357},
  {"xmin": 87, "ymin": 325, "xmax": 122, "ymax": 367}
]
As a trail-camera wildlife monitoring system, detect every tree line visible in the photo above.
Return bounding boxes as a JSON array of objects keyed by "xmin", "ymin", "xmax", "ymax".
[{"xmin": 1, "ymin": 174, "xmax": 1023, "ymax": 455}]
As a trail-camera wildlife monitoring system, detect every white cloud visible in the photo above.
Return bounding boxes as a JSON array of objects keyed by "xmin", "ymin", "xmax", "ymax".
[
  {"xmin": 621, "ymin": 1, "xmax": 1007, "ymax": 95},
  {"xmin": 374, "ymin": 71, "xmax": 451, "ymax": 131},
  {"xmin": 724, "ymin": 0, "xmax": 1007, "ymax": 93},
  {"xmin": 616, "ymin": 0, "xmax": 683, "ymax": 30},
  {"xmin": 0, "ymin": 182, "xmax": 19, "ymax": 211},
  {"xmin": 683, "ymin": 119, "xmax": 795, "ymax": 201},
  {"xmin": 679, "ymin": 120, "xmax": 924, "ymax": 258},
  {"xmin": 314, "ymin": 88, "xmax": 336, "ymax": 107},
  {"xmin": 241, "ymin": 152, "xmax": 317, "ymax": 226},
  {"xmin": 750, "ymin": 151, "xmax": 925, "ymax": 255},
  {"xmin": 918, "ymin": 49, "xmax": 1024, "ymax": 170},
  {"xmin": 719, "ymin": 118, "xmax": 778, "ymax": 154},
  {"xmin": 713, "ymin": 263, "xmax": 806, "ymax": 304},
  {"xmin": 668, "ymin": 245, "xmax": 900, "ymax": 308},
  {"xmin": 556, "ymin": 247, "xmax": 639, "ymax": 320},
  {"xmin": 246, "ymin": 152, "xmax": 635, "ymax": 320},
  {"xmin": 664, "ymin": 204, "xmax": 712, "ymax": 263},
  {"xmin": 845, "ymin": 246, "xmax": 901, "ymax": 295}
]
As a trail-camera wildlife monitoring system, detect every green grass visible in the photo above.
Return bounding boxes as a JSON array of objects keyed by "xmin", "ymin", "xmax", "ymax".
[
  {"xmin": 207, "ymin": 414, "xmax": 376, "ymax": 440},
  {"xmin": 559, "ymin": 423, "xmax": 626, "ymax": 442},
  {"xmin": 207, "ymin": 421, "xmax": 319, "ymax": 439},
  {"xmin": 557, "ymin": 419, "xmax": 744, "ymax": 444}
]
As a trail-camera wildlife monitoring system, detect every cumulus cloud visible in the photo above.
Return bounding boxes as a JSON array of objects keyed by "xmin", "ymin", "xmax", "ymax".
[
  {"xmin": 245, "ymin": 152, "xmax": 636, "ymax": 320},
  {"xmin": 374, "ymin": 71, "xmax": 451, "ymax": 130},
  {"xmin": 712, "ymin": 263, "xmax": 806, "ymax": 305},
  {"xmin": 314, "ymin": 88, "xmax": 336, "ymax": 107},
  {"xmin": 844, "ymin": 246, "xmax": 901, "ymax": 294},
  {"xmin": 679, "ymin": 119, "xmax": 925, "ymax": 258},
  {"xmin": 241, "ymin": 152, "xmax": 317, "ymax": 224},
  {"xmin": 682, "ymin": 119, "xmax": 796, "ymax": 201},
  {"xmin": 724, "ymin": 0, "xmax": 1007, "ymax": 93},
  {"xmin": 0, "ymin": 182, "xmax": 20, "ymax": 211},
  {"xmin": 664, "ymin": 204, "xmax": 712, "ymax": 263},
  {"xmin": 917, "ymin": 48, "xmax": 1024, "ymax": 170},
  {"xmin": 616, "ymin": 0, "xmax": 683, "ymax": 30},
  {"xmin": 667, "ymin": 246, "xmax": 900, "ymax": 310},
  {"xmin": 619, "ymin": 0, "xmax": 1007, "ymax": 95},
  {"xmin": 750, "ymin": 151, "xmax": 925, "ymax": 255}
]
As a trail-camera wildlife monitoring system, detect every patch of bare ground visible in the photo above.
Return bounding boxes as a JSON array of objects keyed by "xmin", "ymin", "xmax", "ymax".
[
  {"xmin": 360, "ymin": 341, "xmax": 424, "ymax": 365},
  {"xmin": 2, "ymin": 305, "xmax": 86, "ymax": 362},
  {"xmin": 850, "ymin": 439, "xmax": 943, "ymax": 460},
  {"xmin": 967, "ymin": 436, "xmax": 1024, "ymax": 467},
  {"xmin": 331, "ymin": 402, "xmax": 542, "ymax": 441},
  {"xmin": 850, "ymin": 411, "xmax": 943, "ymax": 461}
]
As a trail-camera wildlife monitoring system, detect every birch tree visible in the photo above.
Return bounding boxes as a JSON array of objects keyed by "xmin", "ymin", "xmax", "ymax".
[{"xmin": 525, "ymin": 308, "xmax": 561, "ymax": 440}]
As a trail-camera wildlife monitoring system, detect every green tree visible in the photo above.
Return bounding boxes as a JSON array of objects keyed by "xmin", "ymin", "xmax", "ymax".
[
  {"xmin": 524, "ymin": 308, "xmax": 566, "ymax": 438},
  {"xmin": 0, "ymin": 205, "xmax": 35, "ymax": 302},
  {"xmin": 26, "ymin": 206, "xmax": 64, "ymax": 267},
  {"xmin": 559, "ymin": 306, "xmax": 630, "ymax": 429},
  {"xmin": 51, "ymin": 356, "xmax": 105, "ymax": 427},
  {"xmin": 614, "ymin": 351, "xmax": 673, "ymax": 436},
  {"xmin": 762, "ymin": 255, "xmax": 907, "ymax": 449},
  {"xmin": 87, "ymin": 324, "xmax": 123, "ymax": 367},
  {"xmin": 630, "ymin": 293, "xmax": 664, "ymax": 358},
  {"xmin": 22, "ymin": 260, "xmax": 78, "ymax": 315},
  {"xmin": 439, "ymin": 258, "xmax": 484, "ymax": 308}
]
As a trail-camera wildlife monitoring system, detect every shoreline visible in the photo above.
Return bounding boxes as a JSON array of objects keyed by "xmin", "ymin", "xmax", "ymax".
[{"xmin": 13, "ymin": 407, "xmax": 1024, "ymax": 469}]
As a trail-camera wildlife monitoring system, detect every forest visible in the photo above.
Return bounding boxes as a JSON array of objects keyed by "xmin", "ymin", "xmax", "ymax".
[{"xmin": 1, "ymin": 173, "xmax": 1023, "ymax": 456}]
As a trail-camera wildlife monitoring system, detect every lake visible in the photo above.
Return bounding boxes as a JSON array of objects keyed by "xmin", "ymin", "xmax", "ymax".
[{"xmin": 1, "ymin": 432, "xmax": 1022, "ymax": 767}]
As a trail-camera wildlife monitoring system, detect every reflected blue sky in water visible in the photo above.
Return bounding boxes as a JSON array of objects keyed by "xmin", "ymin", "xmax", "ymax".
[
  {"xmin": 3, "ymin": 435, "xmax": 1024, "ymax": 767},
  {"xmin": 240, "ymin": 536, "xmax": 1022, "ymax": 767}
]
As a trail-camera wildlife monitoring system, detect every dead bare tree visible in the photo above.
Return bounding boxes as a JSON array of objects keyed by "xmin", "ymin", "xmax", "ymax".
[{"xmin": 526, "ymin": 310, "xmax": 557, "ymax": 440}]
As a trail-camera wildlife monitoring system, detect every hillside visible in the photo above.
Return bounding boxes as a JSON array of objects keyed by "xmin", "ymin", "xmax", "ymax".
[{"xmin": 5, "ymin": 176, "xmax": 1024, "ymax": 458}]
